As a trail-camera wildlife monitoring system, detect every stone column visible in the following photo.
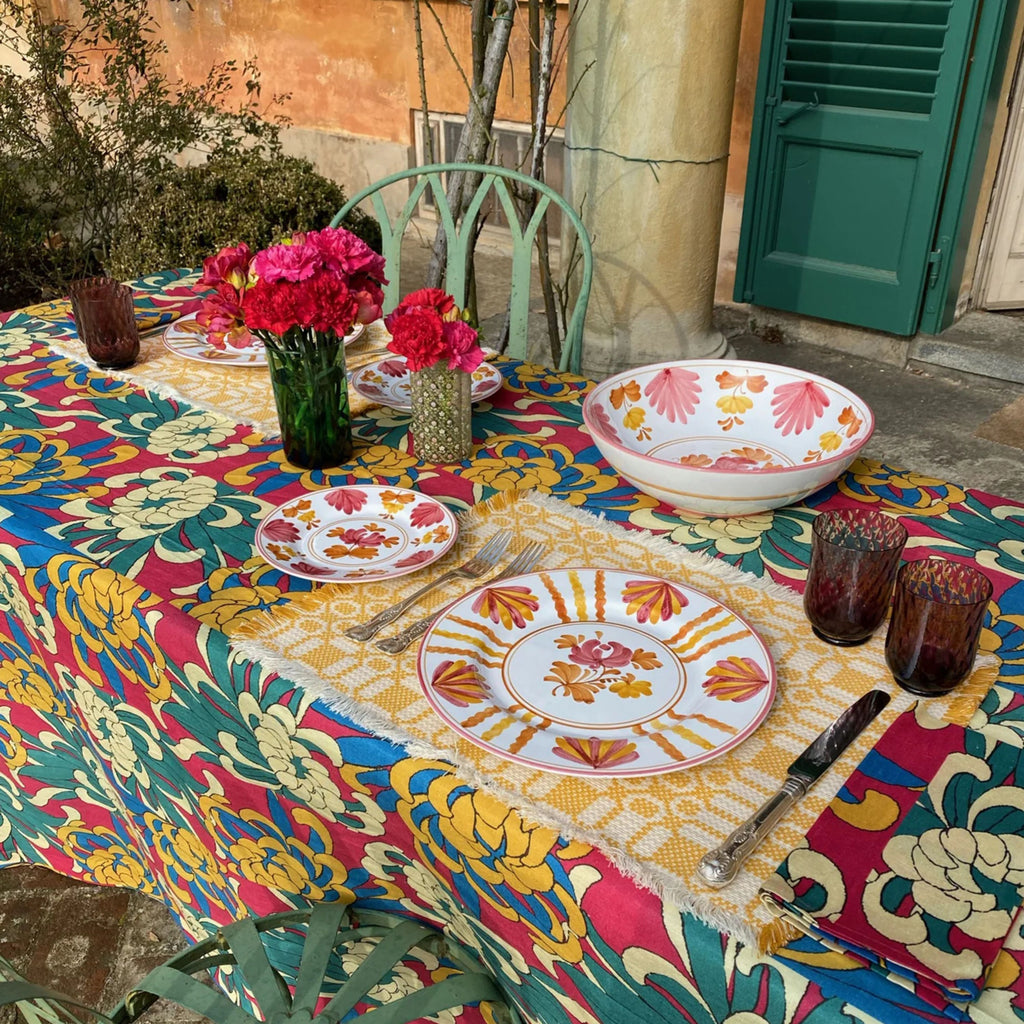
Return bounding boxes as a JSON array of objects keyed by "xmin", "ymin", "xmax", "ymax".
[{"xmin": 567, "ymin": 0, "xmax": 745, "ymax": 377}]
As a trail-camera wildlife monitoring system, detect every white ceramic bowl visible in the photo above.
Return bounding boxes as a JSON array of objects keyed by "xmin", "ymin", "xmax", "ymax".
[{"xmin": 581, "ymin": 359, "xmax": 875, "ymax": 517}]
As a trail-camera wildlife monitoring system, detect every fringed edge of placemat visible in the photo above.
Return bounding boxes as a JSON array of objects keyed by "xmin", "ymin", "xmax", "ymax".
[
  {"xmin": 221, "ymin": 629, "xmax": 770, "ymax": 949},
  {"xmin": 227, "ymin": 488, "xmax": 830, "ymax": 948},
  {"xmin": 223, "ymin": 488, "xmax": 996, "ymax": 948}
]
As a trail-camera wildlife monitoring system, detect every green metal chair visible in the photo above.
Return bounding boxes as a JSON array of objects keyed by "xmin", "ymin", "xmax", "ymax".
[
  {"xmin": 330, "ymin": 162, "xmax": 593, "ymax": 374},
  {"xmin": 0, "ymin": 905, "xmax": 521, "ymax": 1024}
]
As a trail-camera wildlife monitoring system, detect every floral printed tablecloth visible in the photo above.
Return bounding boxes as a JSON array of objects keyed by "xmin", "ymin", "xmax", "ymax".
[{"xmin": 1, "ymin": 268, "xmax": 1024, "ymax": 1024}]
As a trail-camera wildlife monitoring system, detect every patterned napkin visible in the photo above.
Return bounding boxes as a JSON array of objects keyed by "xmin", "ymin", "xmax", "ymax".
[{"xmin": 760, "ymin": 706, "xmax": 1024, "ymax": 1022}]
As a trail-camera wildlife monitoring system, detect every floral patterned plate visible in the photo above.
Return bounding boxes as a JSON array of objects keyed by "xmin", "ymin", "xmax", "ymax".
[
  {"xmin": 418, "ymin": 567, "xmax": 775, "ymax": 777},
  {"xmin": 349, "ymin": 356, "xmax": 503, "ymax": 411},
  {"xmin": 162, "ymin": 315, "xmax": 365, "ymax": 367},
  {"xmin": 255, "ymin": 485, "xmax": 458, "ymax": 582}
]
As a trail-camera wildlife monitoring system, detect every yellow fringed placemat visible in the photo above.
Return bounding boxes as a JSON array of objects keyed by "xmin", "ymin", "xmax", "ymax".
[
  {"xmin": 42, "ymin": 297, "xmax": 395, "ymax": 435},
  {"xmin": 227, "ymin": 490, "xmax": 995, "ymax": 946}
]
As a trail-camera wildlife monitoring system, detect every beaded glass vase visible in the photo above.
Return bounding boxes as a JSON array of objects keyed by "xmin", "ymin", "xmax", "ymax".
[{"xmin": 409, "ymin": 362, "xmax": 473, "ymax": 463}]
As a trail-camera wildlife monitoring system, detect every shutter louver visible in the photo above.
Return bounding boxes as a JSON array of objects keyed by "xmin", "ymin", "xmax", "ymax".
[{"xmin": 782, "ymin": 1, "xmax": 952, "ymax": 114}]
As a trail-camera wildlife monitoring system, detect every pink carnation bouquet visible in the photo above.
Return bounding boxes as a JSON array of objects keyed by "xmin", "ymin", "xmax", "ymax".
[
  {"xmin": 197, "ymin": 227, "xmax": 387, "ymax": 470},
  {"xmin": 384, "ymin": 289, "xmax": 485, "ymax": 373},
  {"xmin": 197, "ymin": 228, "xmax": 388, "ymax": 350}
]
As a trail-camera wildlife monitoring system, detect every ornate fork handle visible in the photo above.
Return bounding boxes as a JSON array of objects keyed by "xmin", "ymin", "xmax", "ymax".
[
  {"xmin": 376, "ymin": 543, "xmax": 543, "ymax": 654},
  {"xmin": 345, "ymin": 568, "xmax": 467, "ymax": 642},
  {"xmin": 345, "ymin": 529, "xmax": 513, "ymax": 642}
]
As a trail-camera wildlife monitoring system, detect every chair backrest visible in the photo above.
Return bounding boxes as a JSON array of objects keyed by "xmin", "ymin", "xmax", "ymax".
[{"xmin": 331, "ymin": 162, "xmax": 593, "ymax": 374}]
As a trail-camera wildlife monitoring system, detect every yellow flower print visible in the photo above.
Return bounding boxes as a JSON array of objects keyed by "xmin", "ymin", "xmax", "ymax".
[
  {"xmin": 348, "ymin": 445, "xmax": 422, "ymax": 481},
  {"xmin": 39, "ymin": 556, "xmax": 170, "ymax": 699},
  {"xmin": 187, "ymin": 561, "xmax": 286, "ymax": 632},
  {"xmin": 200, "ymin": 795, "xmax": 354, "ymax": 903},
  {"xmin": 146, "ymin": 815, "xmax": 233, "ymax": 910},
  {"xmin": 0, "ymin": 711, "xmax": 27, "ymax": 769},
  {"xmin": 0, "ymin": 431, "xmax": 96, "ymax": 494},
  {"xmin": 840, "ymin": 459, "xmax": 967, "ymax": 516},
  {"xmin": 0, "ymin": 653, "xmax": 65, "ymax": 717},
  {"xmin": 716, "ymin": 394, "xmax": 753, "ymax": 416},
  {"xmin": 461, "ymin": 454, "xmax": 564, "ymax": 493},
  {"xmin": 819, "ymin": 430, "xmax": 842, "ymax": 453},
  {"xmin": 508, "ymin": 366, "xmax": 585, "ymax": 396},
  {"xmin": 392, "ymin": 762, "xmax": 590, "ymax": 961},
  {"xmin": 58, "ymin": 820, "xmax": 154, "ymax": 891}
]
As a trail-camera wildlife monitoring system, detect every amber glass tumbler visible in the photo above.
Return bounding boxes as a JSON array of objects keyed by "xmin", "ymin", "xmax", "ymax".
[
  {"xmin": 69, "ymin": 277, "xmax": 139, "ymax": 369},
  {"xmin": 885, "ymin": 559, "xmax": 992, "ymax": 696},
  {"xmin": 803, "ymin": 509, "xmax": 908, "ymax": 646}
]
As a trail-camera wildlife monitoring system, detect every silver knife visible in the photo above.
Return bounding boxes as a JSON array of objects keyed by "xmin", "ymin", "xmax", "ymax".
[{"xmin": 697, "ymin": 688, "xmax": 891, "ymax": 888}]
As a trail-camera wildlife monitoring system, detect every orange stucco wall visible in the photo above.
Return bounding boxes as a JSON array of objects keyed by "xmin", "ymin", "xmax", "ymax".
[{"xmin": 49, "ymin": 0, "xmax": 568, "ymax": 146}]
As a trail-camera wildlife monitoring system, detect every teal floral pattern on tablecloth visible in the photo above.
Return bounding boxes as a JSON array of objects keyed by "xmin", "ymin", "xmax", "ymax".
[{"xmin": 0, "ymin": 269, "xmax": 1020, "ymax": 1024}]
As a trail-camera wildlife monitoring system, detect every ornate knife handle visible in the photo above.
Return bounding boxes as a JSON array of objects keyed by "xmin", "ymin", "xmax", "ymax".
[{"xmin": 697, "ymin": 776, "xmax": 809, "ymax": 888}]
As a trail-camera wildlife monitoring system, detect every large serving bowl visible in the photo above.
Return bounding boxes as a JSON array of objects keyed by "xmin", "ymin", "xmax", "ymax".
[{"xmin": 582, "ymin": 359, "xmax": 874, "ymax": 517}]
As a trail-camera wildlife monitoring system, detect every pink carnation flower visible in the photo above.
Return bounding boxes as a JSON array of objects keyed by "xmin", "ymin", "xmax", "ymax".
[{"xmin": 252, "ymin": 241, "xmax": 321, "ymax": 284}]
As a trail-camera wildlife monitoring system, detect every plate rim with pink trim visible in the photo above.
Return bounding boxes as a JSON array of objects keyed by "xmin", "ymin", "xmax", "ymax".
[
  {"xmin": 349, "ymin": 355, "xmax": 503, "ymax": 411},
  {"xmin": 162, "ymin": 314, "xmax": 365, "ymax": 367},
  {"xmin": 255, "ymin": 484, "xmax": 459, "ymax": 583},
  {"xmin": 416, "ymin": 566, "xmax": 776, "ymax": 777}
]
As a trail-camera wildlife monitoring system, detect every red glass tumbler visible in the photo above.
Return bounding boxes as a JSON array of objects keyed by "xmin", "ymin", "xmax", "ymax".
[
  {"xmin": 885, "ymin": 559, "xmax": 992, "ymax": 696},
  {"xmin": 69, "ymin": 277, "xmax": 139, "ymax": 369},
  {"xmin": 803, "ymin": 509, "xmax": 908, "ymax": 646}
]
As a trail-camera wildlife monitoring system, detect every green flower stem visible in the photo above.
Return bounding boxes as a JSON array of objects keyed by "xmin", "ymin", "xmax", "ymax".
[{"xmin": 259, "ymin": 326, "xmax": 353, "ymax": 469}]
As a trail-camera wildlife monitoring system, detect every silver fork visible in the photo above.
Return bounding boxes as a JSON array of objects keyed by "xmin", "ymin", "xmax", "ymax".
[
  {"xmin": 344, "ymin": 529, "xmax": 513, "ymax": 642},
  {"xmin": 375, "ymin": 540, "xmax": 545, "ymax": 654}
]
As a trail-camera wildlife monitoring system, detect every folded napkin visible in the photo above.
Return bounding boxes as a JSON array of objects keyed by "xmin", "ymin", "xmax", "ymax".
[{"xmin": 760, "ymin": 705, "xmax": 1024, "ymax": 1022}]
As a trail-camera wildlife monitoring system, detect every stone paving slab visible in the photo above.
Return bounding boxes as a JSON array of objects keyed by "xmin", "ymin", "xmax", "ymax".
[{"xmin": 0, "ymin": 866, "xmax": 200, "ymax": 1024}]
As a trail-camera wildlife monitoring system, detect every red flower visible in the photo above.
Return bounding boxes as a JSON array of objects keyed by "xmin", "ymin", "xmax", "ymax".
[
  {"xmin": 443, "ymin": 320, "xmax": 486, "ymax": 372},
  {"xmin": 384, "ymin": 289, "xmax": 485, "ymax": 372},
  {"xmin": 400, "ymin": 288, "xmax": 456, "ymax": 316},
  {"xmin": 199, "ymin": 242, "xmax": 251, "ymax": 293},
  {"xmin": 200, "ymin": 227, "xmax": 388, "ymax": 340},
  {"xmin": 385, "ymin": 308, "xmax": 448, "ymax": 371}
]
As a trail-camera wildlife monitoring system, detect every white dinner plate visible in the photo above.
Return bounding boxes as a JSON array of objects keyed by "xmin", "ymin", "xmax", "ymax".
[
  {"xmin": 163, "ymin": 315, "xmax": 365, "ymax": 367},
  {"xmin": 255, "ymin": 485, "xmax": 458, "ymax": 582},
  {"xmin": 349, "ymin": 356, "xmax": 503, "ymax": 411},
  {"xmin": 417, "ymin": 567, "xmax": 775, "ymax": 777}
]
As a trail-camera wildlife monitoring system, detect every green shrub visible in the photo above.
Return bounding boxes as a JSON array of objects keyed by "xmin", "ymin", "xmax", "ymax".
[
  {"xmin": 108, "ymin": 151, "xmax": 380, "ymax": 279},
  {"xmin": 0, "ymin": 0, "xmax": 285, "ymax": 309}
]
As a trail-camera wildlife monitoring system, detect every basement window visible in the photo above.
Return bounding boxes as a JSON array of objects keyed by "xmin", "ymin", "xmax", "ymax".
[{"xmin": 412, "ymin": 111, "xmax": 565, "ymax": 235}]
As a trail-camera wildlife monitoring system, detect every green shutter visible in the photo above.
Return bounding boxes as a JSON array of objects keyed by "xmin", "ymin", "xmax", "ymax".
[{"xmin": 735, "ymin": 0, "xmax": 981, "ymax": 335}]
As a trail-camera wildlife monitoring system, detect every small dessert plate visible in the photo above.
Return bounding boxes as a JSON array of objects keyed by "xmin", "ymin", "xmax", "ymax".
[
  {"xmin": 255, "ymin": 484, "xmax": 458, "ymax": 582},
  {"xmin": 350, "ymin": 356, "xmax": 503, "ymax": 411},
  {"xmin": 163, "ymin": 315, "xmax": 365, "ymax": 367}
]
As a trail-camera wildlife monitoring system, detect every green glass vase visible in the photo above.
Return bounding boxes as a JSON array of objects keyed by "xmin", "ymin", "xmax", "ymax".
[
  {"xmin": 260, "ymin": 326, "xmax": 353, "ymax": 469},
  {"xmin": 409, "ymin": 361, "xmax": 473, "ymax": 463}
]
